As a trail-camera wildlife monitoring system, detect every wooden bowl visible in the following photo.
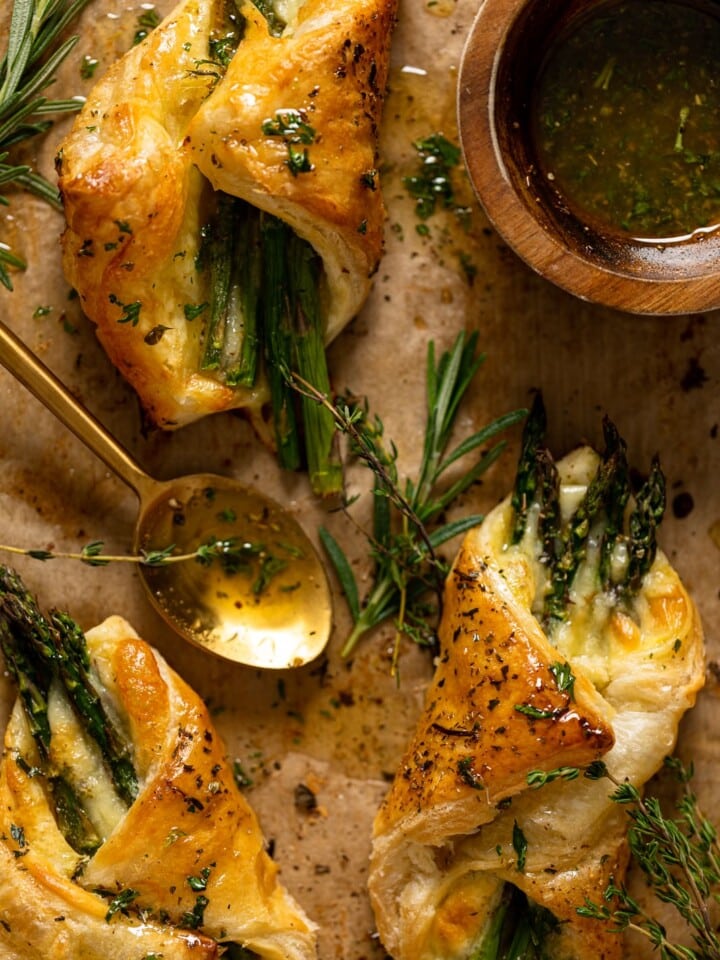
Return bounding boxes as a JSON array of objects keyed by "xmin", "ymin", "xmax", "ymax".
[{"xmin": 457, "ymin": 0, "xmax": 720, "ymax": 315}]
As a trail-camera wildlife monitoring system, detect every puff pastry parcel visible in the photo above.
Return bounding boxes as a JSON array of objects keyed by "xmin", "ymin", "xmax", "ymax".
[
  {"xmin": 0, "ymin": 571, "xmax": 316, "ymax": 959},
  {"xmin": 368, "ymin": 403, "xmax": 705, "ymax": 960},
  {"xmin": 57, "ymin": 0, "xmax": 395, "ymax": 428}
]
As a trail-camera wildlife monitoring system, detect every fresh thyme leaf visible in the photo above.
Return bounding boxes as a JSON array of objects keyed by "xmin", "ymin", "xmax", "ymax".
[
  {"xmin": 1, "ymin": 0, "xmax": 94, "ymax": 287},
  {"xmin": 526, "ymin": 766, "xmax": 582, "ymax": 788}
]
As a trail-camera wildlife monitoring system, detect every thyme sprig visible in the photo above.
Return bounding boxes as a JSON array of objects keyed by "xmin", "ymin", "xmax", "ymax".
[
  {"xmin": 1, "ymin": 0, "xmax": 93, "ymax": 289},
  {"xmin": 290, "ymin": 331, "xmax": 526, "ymax": 666},
  {"xmin": 526, "ymin": 758, "xmax": 720, "ymax": 960},
  {"xmin": 0, "ymin": 536, "xmax": 274, "ymax": 571}
]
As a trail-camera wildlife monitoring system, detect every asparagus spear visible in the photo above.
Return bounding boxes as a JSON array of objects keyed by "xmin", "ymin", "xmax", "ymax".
[
  {"xmin": 200, "ymin": 192, "xmax": 233, "ymax": 372},
  {"xmin": 49, "ymin": 611, "xmax": 138, "ymax": 807},
  {"xmin": 287, "ymin": 230, "xmax": 342, "ymax": 495},
  {"xmin": 0, "ymin": 567, "xmax": 138, "ymax": 851},
  {"xmin": 543, "ymin": 421, "xmax": 628, "ymax": 623},
  {"xmin": 623, "ymin": 454, "xmax": 665, "ymax": 595},
  {"xmin": 598, "ymin": 418, "xmax": 630, "ymax": 589},
  {"xmin": 249, "ymin": 0, "xmax": 286, "ymax": 35},
  {"xmin": 467, "ymin": 885, "xmax": 558, "ymax": 959},
  {"xmin": 511, "ymin": 392, "xmax": 548, "ymax": 545},
  {"xmin": 0, "ymin": 568, "xmax": 102, "ymax": 853},
  {"xmin": 261, "ymin": 214, "xmax": 302, "ymax": 471},
  {"xmin": 201, "ymin": 193, "xmax": 261, "ymax": 387},
  {"xmin": 508, "ymin": 399, "xmax": 666, "ymax": 622}
]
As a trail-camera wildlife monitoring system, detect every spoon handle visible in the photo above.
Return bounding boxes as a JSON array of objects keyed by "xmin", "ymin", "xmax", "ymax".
[{"xmin": 0, "ymin": 318, "xmax": 154, "ymax": 501}]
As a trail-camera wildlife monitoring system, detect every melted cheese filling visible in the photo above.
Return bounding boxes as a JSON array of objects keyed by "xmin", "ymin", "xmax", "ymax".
[{"xmin": 47, "ymin": 682, "xmax": 127, "ymax": 842}]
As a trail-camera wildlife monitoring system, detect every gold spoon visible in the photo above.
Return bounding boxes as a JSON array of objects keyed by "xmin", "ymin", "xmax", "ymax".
[{"xmin": 0, "ymin": 319, "xmax": 332, "ymax": 669}]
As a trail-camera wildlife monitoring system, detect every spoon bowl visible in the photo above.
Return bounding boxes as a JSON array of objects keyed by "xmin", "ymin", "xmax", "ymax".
[
  {"xmin": 136, "ymin": 473, "xmax": 331, "ymax": 667},
  {"xmin": 0, "ymin": 319, "xmax": 332, "ymax": 669}
]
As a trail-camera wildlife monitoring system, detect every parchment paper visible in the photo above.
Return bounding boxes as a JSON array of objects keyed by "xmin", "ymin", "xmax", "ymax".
[{"xmin": 0, "ymin": 1, "xmax": 718, "ymax": 957}]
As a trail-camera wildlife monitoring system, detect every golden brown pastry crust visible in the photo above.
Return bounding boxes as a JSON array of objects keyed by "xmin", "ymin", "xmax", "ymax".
[
  {"xmin": 57, "ymin": 0, "xmax": 396, "ymax": 429},
  {"xmin": 368, "ymin": 447, "xmax": 705, "ymax": 960},
  {"xmin": 374, "ymin": 556, "xmax": 615, "ymax": 842},
  {"xmin": 0, "ymin": 615, "xmax": 316, "ymax": 959}
]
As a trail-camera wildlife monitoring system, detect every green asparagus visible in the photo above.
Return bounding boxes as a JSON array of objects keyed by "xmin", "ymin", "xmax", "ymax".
[
  {"xmin": 509, "ymin": 394, "xmax": 667, "ymax": 626},
  {"xmin": 0, "ymin": 567, "xmax": 138, "ymax": 853}
]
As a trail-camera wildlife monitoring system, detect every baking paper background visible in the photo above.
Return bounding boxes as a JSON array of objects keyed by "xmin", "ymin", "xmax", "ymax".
[{"xmin": 0, "ymin": 0, "xmax": 718, "ymax": 956}]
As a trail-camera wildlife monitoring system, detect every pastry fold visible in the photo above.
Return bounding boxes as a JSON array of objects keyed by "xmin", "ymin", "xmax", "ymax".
[
  {"xmin": 369, "ymin": 445, "xmax": 705, "ymax": 960},
  {"xmin": 57, "ymin": 0, "xmax": 395, "ymax": 427},
  {"xmin": 0, "ymin": 614, "xmax": 316, "ymax": 960}
]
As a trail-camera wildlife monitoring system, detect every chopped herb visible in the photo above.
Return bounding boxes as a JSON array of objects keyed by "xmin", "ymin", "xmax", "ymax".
[
  {"xmin": 512, "ymin": 820, "xmax": 528, "ymax": 871},
  {"xmin": 181, "ymin": 894, "xmax": 209, "ymax": 929},
  {"xmin": 514, "ymin": 703, "xmax": 561, "ymax": 721},
  {"xmin": 361, "ymin": 169, "xmax": 378, "ymax": 190},
  {"xmin": 133, "ymin": 8, "xmax": 160, "ymax": 45},
  {"xmin": 80, "ymin": 55, "xmax": 99, "ymax": 79},
  {"xmin": 262, "ymin": 109, "xmax": 316, "ymax": 176},
  {"xmin": 187, "ymin": 866, "xmax": 212, "ymax": 891},
  {"xmin": 33, "ymin": 305, "xmax": 52, "ymax": 318},
  {"xmin": 108, "ymin": 294, "xmax": 141, "ymax": 326},
  {"xmin": 9, "ymin": 823, "xmax": 26, "ymax": 850},
  {"xmin": 457, "ymin": 756, "xmax": 484, "ymax": 790},
  {"xmin": 403, "ymin": 132, "xmax": 462, "ymax": 221},
  {"xmin": 184, "ymin": 302, "xmax": 208, "ymax": 321},
  {"xmin": 103, "ymin": 887, "xmax": 139, "ymax": 922},
  {"xmin": 549, "ymin": 661, "xmax": 576, "ymax": 699},
  {"xmin": 232, "ymin": 760, "xmax": 253, "ymax": 790}
]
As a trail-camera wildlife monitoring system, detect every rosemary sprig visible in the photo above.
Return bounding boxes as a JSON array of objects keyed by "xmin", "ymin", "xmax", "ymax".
[
  {"xmin": 292, "ymin": 331, "xmax": 526, "ymax": 665},
  {"xmin": 1, "ymin": 0, "xmax": 94, "ymax": 289}
]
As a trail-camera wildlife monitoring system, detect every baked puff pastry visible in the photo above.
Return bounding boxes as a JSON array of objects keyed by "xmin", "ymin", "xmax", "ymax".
[
  {"xmin": 0, "ymin": 574, "xmax": 316, "ymax": 959},
  {"xmin": 56, "ymin": 0, "xmax": 395, "ymax": 428},
  {"xmin": 368, "ymin": 400, "xmax": 705, "ymax": 960}
]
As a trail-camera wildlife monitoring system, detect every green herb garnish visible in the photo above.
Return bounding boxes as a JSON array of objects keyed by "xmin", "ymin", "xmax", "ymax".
[
  {"xmin": 403, "ymin": 133, "xmax": 462, "ymax": 221},
  {"xmin": 132, "ymin": 7, "xmax": 160, "ymax": 45},
  {"xmin": 261, "ymin": 109, "xmax": 316, "ymax": 176},
  {"xmin": 295, "ymin": 332, "xmax": 525, "ymax": 666},
  {"xmin": 525, "ymin": 757, "xmax": 720, "ymax": 960},
  {"xmin": 0, "ymin": 0, "xmax": 95, "ymax": 289}
]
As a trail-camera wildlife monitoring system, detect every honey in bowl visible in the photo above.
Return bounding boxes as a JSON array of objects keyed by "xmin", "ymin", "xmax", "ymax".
[{"xmin": 531, "ymin": 0, "xmax": 720, "ymax": 242}]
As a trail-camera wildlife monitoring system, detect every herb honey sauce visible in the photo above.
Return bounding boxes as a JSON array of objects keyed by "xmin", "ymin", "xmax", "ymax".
[{"xmin": 532, "ymin": 0, "xmax": 720, "ymax": 240}]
